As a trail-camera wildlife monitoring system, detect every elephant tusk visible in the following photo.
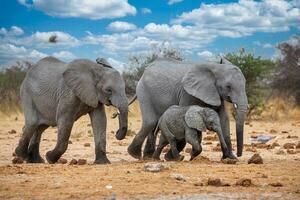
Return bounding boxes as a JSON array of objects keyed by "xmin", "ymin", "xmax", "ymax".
[
  {"xmin": 247, "ymin": 104, "xmax": 250, "ymax": 109},
  {"xmin": 111, "ymin": 111, "xmax": 120, "ymax": 119},
  {"xmin": 233, "ymin": 103, "xmax": 238, "ymax": 109}
]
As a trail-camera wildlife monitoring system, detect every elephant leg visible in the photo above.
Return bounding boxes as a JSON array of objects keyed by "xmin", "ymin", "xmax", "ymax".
[
  {"xmin": 128, "ymin": 115, "xmax": 158, "ymax": 160},
  {"xmin": 27, "ymin": 124, "xmax": 49, "ymax": 163},
  {"xmin": 143, "ymin": 131, "xmax": 157, "ymax": 160},
  {"xmin": 89, "ymin": 105, "xmax": 110, "ymax": 164},
  {"xmin": 164, "ymin": 139, "xmax": 186, "ymax": 161},
  {"xmin": 46, "ymin": 115, "xmax": 73, "ymax": 164},
  {"xmin": 162, "ymin": 127, "xmax": 184, "ymax": 161},
  {"xmin": 153, "ymin": 133, "xmax": 168, "ymax": 160},
  {"xmin": 185, "ymin": 129, "xmax": 202, "ymax": 161},
  {"xmin": 15, "ymin": 124, "xmax": 38, "ymax": 159},
  {"xmin": 219, "ymin": 102, "xmax": 235, "ymax": 158}
]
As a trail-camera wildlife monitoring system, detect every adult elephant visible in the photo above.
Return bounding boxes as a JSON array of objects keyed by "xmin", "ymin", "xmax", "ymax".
[
  {"xmin": 15, "ymin": 57, "xmax": 128, "ymax": 164},
  {"xmin": 127, "ymin": 57, "xmax": 248, "ymax": 160}
]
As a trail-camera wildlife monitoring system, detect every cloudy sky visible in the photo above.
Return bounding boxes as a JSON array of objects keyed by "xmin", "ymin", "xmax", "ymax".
[{"xmin": 0, "ymin": 0, "xmax": 299, "ymax": 70}]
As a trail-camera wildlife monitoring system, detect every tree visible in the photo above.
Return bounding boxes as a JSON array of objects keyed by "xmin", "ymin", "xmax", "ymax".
[
  {"xmin": 123, "ymin": 42, "xmax": 184, "ymax": 96},
  {"xmin": 272, "ymin": 35, "xmax": 300, "ymax": 105},
  {"xmin": 225, "ymin": 48, "xmax": 275, "ymax": 116}
]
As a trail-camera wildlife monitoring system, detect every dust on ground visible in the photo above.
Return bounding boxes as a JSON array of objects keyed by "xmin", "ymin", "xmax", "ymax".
[{"xmin": 0, "ymin": 108, "xmax": 300, "ymax": 199}]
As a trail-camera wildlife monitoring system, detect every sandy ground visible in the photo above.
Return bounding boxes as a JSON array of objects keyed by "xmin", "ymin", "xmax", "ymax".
[{"xmin": 0, "ymin": 109, "xmax": 300, "ymax": 199}]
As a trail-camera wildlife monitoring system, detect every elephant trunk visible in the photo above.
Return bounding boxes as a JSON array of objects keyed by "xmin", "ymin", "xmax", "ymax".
[
  {"xmin": 235, "ymin": 105, "xmax": 247, "ymax": 157},
  {"xmin": 115, "ymin": 98, "xmax": 128, "ymax": 140}
]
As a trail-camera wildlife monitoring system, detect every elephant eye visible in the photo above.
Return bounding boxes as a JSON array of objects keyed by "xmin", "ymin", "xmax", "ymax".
[{"xmin": 105, "ymin": 88, "xmax": 112, "ymax": 95}]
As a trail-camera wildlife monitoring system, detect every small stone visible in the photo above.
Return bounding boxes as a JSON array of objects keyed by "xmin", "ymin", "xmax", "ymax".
[
  {"xmin": 77, "ymin": 159, "xmax": 87, "ymax": 165},
  {"xmin": 271, "ymin": 142, "xmax": 280, "ymax": 148},
  {"xmin": 248, "ymin": 153, "xmax": 263, "ymax": 164},
  {"xmin": 269, "ymin": 182, "xmax": 283, "ymax": 187},
  {"xmin": 68, "ymin": 140, "xmax": 73, "ymax": 144},
  {"xmin": 69, "ymin": 159, "xmax": 78, "ymax": 165},
  {"xmin": 236, "ymin": 178, "xmax": 252, "ymax": 187},
  {"xmin": 185, "ymin": 147, "xmax": 192, "ymax": 153},
  {"xmin": 84, "ymin": 143, "xmax": 91, "ymax": 147},
  {"xmin": 12, "ymin": 157, "xmax": 24, "ymax": 164},
  {"xmin": 287, "ymin": 135, "xmax": 298, "ymax": 139},
  {"xmin": 270, "ymin": 129, "xmax": 277, "ymax": 134},
  {"xmin": 170, "ymin": 173, "xmax": 186, "ymax": 182},
  {"xmin": 281, "ymin": 130, "xmax": 288, "ymax": 133},
  {"xmin": 193, "ymin": 182, "xmax": 204, "ymax": 186},
  {"xmin": 8, "ymin": 129, "xmax": 17, "ymax": 134},
  {"xmin": 207, "ymin": 178, "xmax": 222, "ymax": 186},
  {"xmin": 144, "ymin": 163, "xmax": 165, "ymax": 172},
  {"xmin": 221, "ymin": 158, "xmax": 238, "ymax": 164},
  {"xmin": 283, "ymin": 143, "xmax": 295, "ymax": 149},
  {"xmin": 57, "ymin": 158, "xmax": 68, "ymax": 164},
  {"xmin": 275, "ymin": 147, "xmax": 285, "ymax": 155},
  {"xmin": 287, "ymin": 149, "xmax": 297, "ymax": 154}
]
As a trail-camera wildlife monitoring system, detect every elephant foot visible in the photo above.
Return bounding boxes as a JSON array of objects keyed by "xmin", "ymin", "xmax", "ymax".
[
  {"xmin": 27, "ymin": 155, "xmax": 45, "ymax": 163},
  {"xmin": 164, "ymin": 150, "xmax": 174, "ymax": 161},
  {"xmin": 222, "ymin": 151, "xmax": 237, "ymax": 160},
  {"xmin": 94, "ymin": 157, "xmax": 111, "ymax": 164},
  {"xmin": 143, "ymin": 154, "xmax": 154, "ymax": 160},
  {"xmin": 127, "ymin": 143, "xmax": 142, "ymax": 159},
  {"xmin": 45, "ymin": 151, "xmax": 60, "ymax": 164},
  {"xmin": 15, "ymin": 146, "xmax": 28, "ymax": 160}
]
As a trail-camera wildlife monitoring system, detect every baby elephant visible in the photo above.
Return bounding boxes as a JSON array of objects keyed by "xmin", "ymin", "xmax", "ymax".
[{"xmin": 153, "ymin": 105, "xmax": 234, "ymax": 161}]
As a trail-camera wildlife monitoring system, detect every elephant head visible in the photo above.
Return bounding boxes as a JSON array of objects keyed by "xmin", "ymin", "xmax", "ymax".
[
  {"xmin": 62, "ymin": 59, "xmax": 128, "ymax": 140},
  {"xmin": 184, "ymin": 106, "xmax": 206, "ymax": 132},
  {"xmin": 182, "ymin": 57, "xmax": 248, "ymax": 156}
]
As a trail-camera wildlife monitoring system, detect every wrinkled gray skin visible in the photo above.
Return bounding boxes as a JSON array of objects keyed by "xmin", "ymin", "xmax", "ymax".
[
  {"xmin": 128, "ymin": 57, "xmax": 248, "ymax": 160},
  {"xmin": 15, "ymin": 57, "xmax": 128, "ymax": 164},
  {"xmin": 153, "ymin": 105, "xmax": 233, "ymax": 161}
]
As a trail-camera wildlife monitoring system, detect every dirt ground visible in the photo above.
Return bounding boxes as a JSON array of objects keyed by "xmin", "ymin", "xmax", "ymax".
[{"xmin": 0, "ymin": 107, "xmax": 300, "ymax": 199}]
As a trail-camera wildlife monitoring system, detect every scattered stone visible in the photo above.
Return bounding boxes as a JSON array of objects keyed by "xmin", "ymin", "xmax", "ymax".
[
  {"xmin": 170, "ymin": 173, "xmax": 186, "ymax": 182},
  {"xmin": 57, "ymin": 158, "xmax": 68, "ymax": 164},
  {"xmin": 221, "ymin": 158, "xmax": 238, "ymax": 164},
  {"xmin": 77, "ymin": 159, "xmax": 87, "ymax": 165},
  {"xmin": 185, "ymin": 147, "xmax": 192, "ymax": 153},
  {"xmin": 245, "ymin": 147, "xmax": 257, "ymax": 152},
  {"xmin": 275, "ymin": 147, "xmax": 285, "ymax": 155},
  {"xmin": 271, "ymin": 142, "xmax": 280, "ymax": 148},
  {"xmin": 207, "ymin": 178, "xmax": 222, "ymax": 186},
  {"xmin": 287, "ymin": 149, "xmax": 297, "ymax": 154},
  {"xmin": 203, "ymin": 141, "xmax": 212, "ymax": 145},
  {"xmin": 236, "ymin": 178, "xmax": 252, "ymax": 187},
  {"xmin": 84, "ymin": 143, "xmax": 91, "ymax": 147},
  {"xmin": 212, "ymin": 146, "xmax": 222, "ymax": 152},
  {"xmin": 193, "ymin": 182, "xmax": 204, "ymax": 186},
  {"xmin": 287, "ymin": 135, "xmax": 298, "ymax": 139},
  {"xmin": 248, "ymin": 153, "xmax": 263, "ymax": 164},
  {"xmin": 204, "ymin": 134, "xmax": 218, "ymax": 141},
  {"xmin": 270, "ymin": 129, "xmax": 277, "ymax": 134},
  {"xmin": 283, "ymin": 143, "xmax": 295, "ymax": 149},
  {"xmin": 269, "ymin": 182, "xmax": 283, "ymax": 187},
  {"xmin": 105, "ymin": 184, "xmax": 113, "ymax": 190},
  {"xmin": 281, "ymin": 131, "xmax": 289, "ymax": 133},
  {"xmin": 8, "ymin": 129, "xmax": 17, "ymax": 134},
  {"xmin": 69, "ymin": 159, "xmax": 78, "ymax": 165},
  {"xmin": 144, "ymin": 163, "xmax": 166, "ymax": 172},
  {"xmin": 68, "ymin": 140, "xmax": 73, "ymax": 144},
  {"xmin": 296, "ymin": 142, "xmax": 300, "ymax": 149},
  {"xmin": 12, "ymin": 157, "xmax": 24, "ymax": 164}
]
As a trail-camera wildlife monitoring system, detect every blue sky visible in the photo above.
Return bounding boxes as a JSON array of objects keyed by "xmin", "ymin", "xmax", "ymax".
[{"xmin": 0, "ymin": 0, "xmax": 299, "ymax": 70}]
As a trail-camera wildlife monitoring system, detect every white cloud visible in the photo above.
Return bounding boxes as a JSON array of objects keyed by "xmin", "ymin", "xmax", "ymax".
[
  {"xmin": 107, "ymin": 57, "xmax": 127, "ymax": 72},
  {"xmin": 172, "ymin": 0, "xmax": 300, "ymax": 36},
  {"xmin": 141, "ymin": 8, "xmax": 152, "ymax": 14},
  {"xmin": 107, "ymin": 21, "xmax": 137, "ymax": 32},
  {"xmin": 0, "ymin": 43, "xmax": 47, "ymax": 61},
  {"xmin": 197, "ymin": 50, "xmax": 214, "ymax": 60},
  {"xmin": 168, "ymin": 0, "xmax": 184, "ymax": 5},
  {"xmin": 53, "ymin": 51, "xmax": 76, "ymax": 60},
  {"xmin": 0, "ymin": 26, "xmax": 24, "ymax": 37},
  {"xmin": 262, "ymin": 43, "xmax": 273, "ymax": 48},
  {"xmin": 18, "ymin": 0, "xmax": 136, "ymax": 20}
]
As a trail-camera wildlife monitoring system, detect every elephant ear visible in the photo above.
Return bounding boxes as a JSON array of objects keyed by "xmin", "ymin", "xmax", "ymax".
[
  {"xmin": 184, "ymin": 106, "xmax": 206, "ymax": 132},
  {"xmin": 220, "ymin": 56, "xmax": 232, "ymax": 64},
  {"xmin": 63, "ymin": 61, "xmax": 98, "ymax": 108},
  {"xmin": 182, "ymin": 65, "xmax": 221, "ymax": 106}
]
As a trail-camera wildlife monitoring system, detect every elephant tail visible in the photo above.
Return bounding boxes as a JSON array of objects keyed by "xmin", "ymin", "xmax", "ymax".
[
  {"xmin": 153, "ymin": 117, "xmax": 162, "ymax": 137},
  {"xmin": 128, "ymin": 94, "xmax": 137, "ymax": 106}
]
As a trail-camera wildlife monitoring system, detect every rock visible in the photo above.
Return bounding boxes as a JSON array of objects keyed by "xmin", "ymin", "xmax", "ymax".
[
  {"xmin": 248, "ymin": 153, "xmax": 263, "ymax": 164},
  {"xmin": 269, "ymin": 182, "xmax": 283, "ymax": 187},
  {"xmin": 207, "ymin": 178, "xmax": 222, "ymax": 186},
  {"xmin": 287, "ymin": 135, "xmax": 298, "ymax": 139},
  {"xmin": 170, "ymin": 173, "xmax": 186, "ymax": 182},
  {"xmin": 84, "ymin": 143, "xmax": 91, "ymax": 147},
  {"xmin": 68, "ymin": 140, "xmax": 73, "ymax": 144},
  {"xmin": 236, "ymin": 178, "xmax": 252, "ymax": 187},
  {"xmin": 77, "ymin": 159, "xmax": 87, "ymax": 165},
  {"xmin": 12, "ymin": 157, "xmax": 24, "ymax": 164},
  {"xmin": 283, "ymin": 143, "xmax": 295, "ymax": 149},
  {"xmin": 275, "ymin": 147, "xmax": 285, "ymax": 155},
  {"xmin": 296, "ymin": 142, "xmax": 300, "ymax": 149},
  {"xmin": 221, "ymin": 158, "xmax": 238, "ymax": 164},
  {"xmin": 69, "ymin": 159, "xmax": 78, "ymax": 165},
  {"xmin": 144, "ymin": 163, "xmax": 166, "ymax": 172},
  {"xmin": 57, "ymin": 158, "xmax": 68, "ymax": 164},
  {"xmin": 8, "ymin": 129, "xmax": 17, "ymax": 134},
  {"xmin": 271, "ymin": 142, "xmax": 280, "ymax": 148},
  {"xmin": 287, "ymin": 149, "xmax": 297, "ymax": 154},
  {"xmin": 185, "ymin": 147, "xmax": 192, "ymax": 153}
]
